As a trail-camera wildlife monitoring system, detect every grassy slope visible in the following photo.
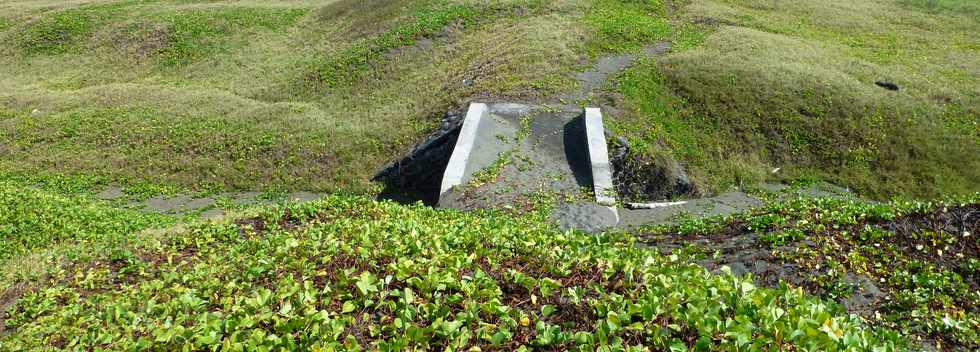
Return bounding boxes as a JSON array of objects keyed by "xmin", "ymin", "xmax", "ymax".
[
  {"xmin": 2, "ymin": 0, "xmax": 973, "ymax": 199},
  {"xmin": 0, "ymin": 0, "xmax": 584, "ymax": 193},
  {"xmin": 609, "ymin": 0, "xmax": 979, "ymax": 199},
  {"xmin": 0, "ymin": 183, "xmax": 909, "ymax": 350}
]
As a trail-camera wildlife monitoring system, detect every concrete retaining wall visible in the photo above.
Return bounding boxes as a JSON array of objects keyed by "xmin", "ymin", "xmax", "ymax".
[
  {"xmin": 439, "ymin": 103, "xmax": 487, "ymax": 196},
  {"xmin": 584, "ymin": 108, "xmax": 617, "ymax": 206}
]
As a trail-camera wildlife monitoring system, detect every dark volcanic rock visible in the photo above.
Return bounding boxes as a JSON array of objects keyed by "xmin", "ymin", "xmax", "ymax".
[
  {"xmin": 874, "ymin": 80, "xmax": 900, "ymax": 91},
  {"xmin": 373, "ymin": 110, "xmax": 464, "ymax": 205},
  {"xmin": 610, "ymin": 146, "xmax": 696, "ymax": 202}
]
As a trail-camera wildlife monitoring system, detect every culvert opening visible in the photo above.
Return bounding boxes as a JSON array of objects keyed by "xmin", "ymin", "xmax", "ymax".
[
  {"xmin": 375, "ymin": 105, "xmax": 697, "ymax": 208},
  {"xmin": 373, "ymin": 110, "xmax": 464, "ymax": 206}
]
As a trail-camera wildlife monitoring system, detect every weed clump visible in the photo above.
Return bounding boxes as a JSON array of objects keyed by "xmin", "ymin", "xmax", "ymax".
[{"xmin": 16, "ymin": 9, "xmax": 103, "ymax": 54}]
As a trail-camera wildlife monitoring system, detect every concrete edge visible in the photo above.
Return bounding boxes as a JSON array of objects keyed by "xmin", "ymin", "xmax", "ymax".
[
  {"xmin": 626, "ymin": 201, "xmax": 688, "ymax": 210},
  {"xmin": 584, "ymin": 108, "xmax": 618, "ymax": 212},
  {"xmin": 439, "ymin": 102, "xmax": 487, "ymax": 198}
]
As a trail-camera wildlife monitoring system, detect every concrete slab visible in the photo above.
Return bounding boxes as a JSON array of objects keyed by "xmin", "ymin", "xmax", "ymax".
[
  {"xmin": 141, "ymin": 195, "xmax": 193, "ymax": 213},
  {"xmin": 618, "ymin": 191, "xmax": 764, "ymax": 228},
  {"xmin": 287, "ymin": 191, "xmax": 322, "ymax": 203},
  {"xmin": 439, "ymin": 103, "xmax": 595, "ymax": 210},
  {"xmin": 551, "ymin": 202, "xmax": 619, "ymax": 233}
]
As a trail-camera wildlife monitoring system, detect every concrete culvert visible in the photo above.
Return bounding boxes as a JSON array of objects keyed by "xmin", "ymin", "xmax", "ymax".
[{"xmin": 372, "ymin": 110, "xmax": 465, "ymax": 205}]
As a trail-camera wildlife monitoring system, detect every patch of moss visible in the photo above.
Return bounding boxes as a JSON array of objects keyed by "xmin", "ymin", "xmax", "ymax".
[
  {"xmin": 15, "ymin": 6, "xmax": 115, "ymax": 55},
  {"xmin": 157, "ymin": 7, "xmax": 307, "ymax": 66},
  {"xmin": 585, "ymin": 0, "xmax": 671, "ymax": 53},
  {"xmin": 313, "ymin": 1, "xmax": 544, "ymax": 88}
]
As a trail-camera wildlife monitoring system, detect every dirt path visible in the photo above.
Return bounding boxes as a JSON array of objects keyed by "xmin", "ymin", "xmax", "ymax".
[{"xmin": 95, "ymin": 185, "xmax": 325, "ymax": 219}]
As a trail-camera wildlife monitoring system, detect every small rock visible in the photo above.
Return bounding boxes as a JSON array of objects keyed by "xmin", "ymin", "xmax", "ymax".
[
  {"xmin": 615, "ymin": 136, "xmax": 630, "ymax": 148},
  {"xmin": 95, "ymin": 186, "xmax": 125, "ymax": 200},
  {"xmin": 874, "ymin": 80, "xmax": 900, "ymax": 91}
]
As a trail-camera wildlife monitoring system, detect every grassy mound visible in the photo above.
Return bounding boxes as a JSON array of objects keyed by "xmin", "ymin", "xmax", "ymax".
[
  {"xmin": 610, "ymin": 0, "xmax": 979, "ymax": 199},
  {"xmin": 0, "ymin": 0, "xmax": 586, "ymax": 193},
  {"xmin": 1, "ymin": 187, "xmax": 907, "ymax": 350},
  {"xmin": 1, "ymin": 0, "xmax": 973, "ymax": 199}
]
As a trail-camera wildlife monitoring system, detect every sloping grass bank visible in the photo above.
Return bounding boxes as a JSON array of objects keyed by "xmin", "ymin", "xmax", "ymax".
[
  {"xmin": 0, "ymin": 0, "xmax": 585, "ymax": 194},
  {"xmin": 610, "ymin": 0, "xmax": 979, "ymax": 199}
]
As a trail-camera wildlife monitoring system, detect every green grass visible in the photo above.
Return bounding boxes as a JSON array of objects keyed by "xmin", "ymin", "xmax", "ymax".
[
  {"xmin": 313, "ymin": 3, "xmax": 483, "ymax": 87},
  {"xmin": 0, "ymin": 0, "xmax": 974, "ymax": 201},
  {"xmin": 0, "ymin": 0, "xmax": 585, "ymax": 194},
  {"xmin": 1, "ymin": 106, "xmax": 347, "ymax": 191},
  {"xmin": 0, "ymin": 17, "xmax": 12, "ymax": 32},
  {"xmin": 156, "ymin": 7, "xmax": 308, "ymax": 66},
  {"xmin": 0, "ymin": 193, "xmax": 907, "ymax": 350},
  {"xmin": 15, "ymin": 6, "xmax": 110, "ymax": 55},
  {"xmin": 901, "ymin": 0, "xmax": 980, "ymax": 18},
  {"xmin": 585, "ymin": 0, "xmax": 671, "ymax": 53},
  {"xmin": 610, "ymin": 0, "xmax": 980, "ymax": 199}
]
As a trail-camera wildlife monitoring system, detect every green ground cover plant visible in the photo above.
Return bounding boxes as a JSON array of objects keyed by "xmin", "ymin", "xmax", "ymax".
[
  {"xmin": 0, "ymin": 180, "xmax": 173, "ymax": 263},
  {"xmin": 154, "ymin": 7, "xmax": 308, "ymax": 66},
  {"xmin": 0, "ymin": 194, "xmax": 907, "ymax": 350},
  {"xmin": 585, "ymin": 0, "xmax": 670, "ymax": 53},
  {"xmin": 637, "ymin": 194, "xmax": 980, "ymax": 349},
  {"xmin": 14, "ymin": 4, "xmax": 116, "ymax": 55},
  {"xmin": 312, "ymin": 2, "xmax": 483, "ymax": 87}
]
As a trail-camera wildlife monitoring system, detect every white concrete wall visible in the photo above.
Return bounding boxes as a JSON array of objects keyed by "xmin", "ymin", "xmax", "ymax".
[
  {"xmin": 584, "ymin": 108, "xmax": 617, "ymax": 206},
  {"xmin": 439, "ymin": 103, "xmax": 487, "ymax": 196}
]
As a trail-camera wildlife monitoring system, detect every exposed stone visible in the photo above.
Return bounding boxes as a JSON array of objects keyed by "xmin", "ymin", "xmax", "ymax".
[
  {"xmin": 874, "ymin": 80, "xmax": 900, "ymax": 91},
  {"xmin": 611, "ymin": 150, "xmax": 696, "ymax": 202},
  {"xmin": 373, "ymin": 109, "xmax": 465, "ymax": 205}
]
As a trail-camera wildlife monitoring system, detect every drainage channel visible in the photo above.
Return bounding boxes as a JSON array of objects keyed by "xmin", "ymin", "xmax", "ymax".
[{"xmin": 375, "ymin": 102, "xmax": 621, "ymax": 232}]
